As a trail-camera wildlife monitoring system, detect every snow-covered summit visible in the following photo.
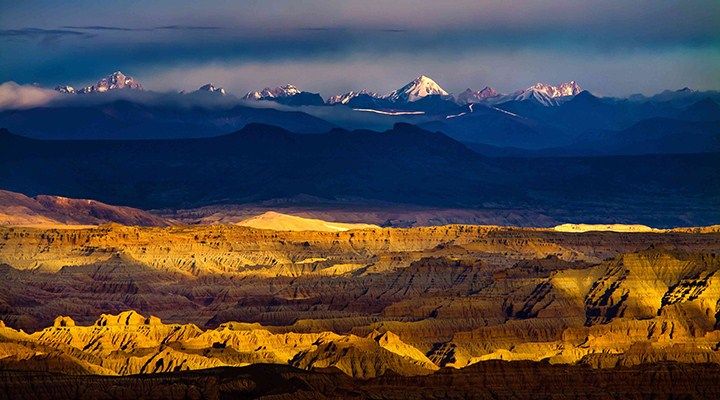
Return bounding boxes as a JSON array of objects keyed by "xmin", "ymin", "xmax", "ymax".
[
  {"xmin": 243, "ymin": 84, "xmax": 301, "ymax": 100},
  {"xmin": 53, "ymin": 72, "xmax": 143, "ymax": 94},
  {"xmin": 327, "ymin": 90, "xmax": 380, "ymax": 105},
  {"xmin": 512, "ymin": 89, "xmax": 560, "ymax": 106},
  {"xmin": 386, "ymin": 75, "xmax": 449, "ymax": 102},
  {"xmin": 501, "ymin": 81, "xmax": 583, "ymax": 106},
  {"xmin": 76, "ymin": 71, "xmax": 143, "ymax": 94},
  {"xmin": 526, "ymin": 81, "xmax": 582, "ymax": 99},
  {"xmin": 196, "ymin": 83, "xmax": 226, "ymax": 95}
]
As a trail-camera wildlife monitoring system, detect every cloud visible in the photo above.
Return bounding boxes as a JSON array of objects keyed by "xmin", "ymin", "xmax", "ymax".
[
  {"xmin": 297, "ymin": 26, "xmax": 406, "ymax": 33},
  {"xmin": 62, "ymin": 25, "xmax": 137, "ymax": 31},
  {"xmin": 155, "ymin": 25, "xmax": 220, "ymax": 31},
  {"xmin": 62, "ymin": 25, "xmax": 221, "ymax": 32},
  {"xmin": 0, "ymin": 28, "xmax": 91, "ymax": 44},
  {"xmin": 0, "ymin": 28, "xmax": 87, "ymax": 37},
  {"xmin": 0, "ymin": 1, "xmax": 717, "ymax": 95},
  {"xmin": 6, "ymin": 1, "xmax": 718, "ymax": 48},
  {"xmin": 0, "ymin": 82, "xmax": 59, "ymax": 110}
]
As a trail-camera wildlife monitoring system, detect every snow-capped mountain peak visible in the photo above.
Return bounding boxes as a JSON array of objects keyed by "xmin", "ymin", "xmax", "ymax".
[
  {"xmin": 387, "ymin": 75, "xmax": 449, "ymax": 102},
  {"xmin": 243, "ymin": 91, "xmax": 263, "ymax": 100},
  {"xmin": 266, "ymin": 84, "xmax": 300, "ymax": 98},
  {"xmin": 502, "ymin": 80, "xmax": 583, "ymax": 106},
  {"xmin": 243, "ymin": 84, "xmax": 301, "ymax": 100},
  {"xmin": 77, "ymin": 71, "xmax": 143, "ymax": 94},
  {"xmin": 514, "ymin": 89, "xmax": 559, "ymax": 107},
  {"xmin": 527, "ymin": 81, "xmax": 582, "ymax": 98},
  {"xmin": 326, "ymin": 89, "xmax": 380, "ymax": 105},
  {"xmin": 196, "ymin": 83, "xmax": 227, "ymax": 95},
  {"xmin": 54, "ymin": 71, "xmax": 143, "ymax": 94}
]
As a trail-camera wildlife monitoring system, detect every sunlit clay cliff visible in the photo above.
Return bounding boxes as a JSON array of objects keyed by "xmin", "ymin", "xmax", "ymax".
[
  {"xmin": 1, "ymin": 217, "xmax": 719, "ymax": 383},
  {"xmin": 236, "ymin": 211, "xmax": 380, "ymax": 232}
]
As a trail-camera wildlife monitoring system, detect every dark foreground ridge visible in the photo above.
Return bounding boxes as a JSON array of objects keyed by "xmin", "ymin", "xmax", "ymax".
[
  {"xmin": 1, "ymin": 123, "xmax": 718, "ymax": 226},
  {"xmin": 2, "ymin": 361, "xmax": 719, "ymax": 400}
]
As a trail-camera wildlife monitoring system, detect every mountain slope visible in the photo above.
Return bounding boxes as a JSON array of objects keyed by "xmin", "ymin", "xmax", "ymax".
[
  {"xmin": 386, "ymin": 75, "xmax": 449, "ymax": 102},
  {"xmin": 456, "ymin": 87, "xmax": 500, "ymax": 104},
  {"xmin": 242, "ymin": 85, "xmax": 326, "ymax": 106},
  {"xmin": 420, "ymin": 103, "xmax": 570, "ymax": 148},
  {"xmin": 523, "ymin": 81, "xmax": 582, "ymax": 99},
  {"xmin": 0, "ymin": 123, "xmax": 510, "ymax": 209},
  {"xmin": 273, "ymin": 92, "xmax": 325, "ymax": 106},
  {"xmin": 570, "ymin": 118, "xmax": 720, "ymax": 155},
  {"xmin": 1, "ymin": 124, "xmax": 718, "ymax": 225},
  {"xmin": 496, "ymin": 91, "xmax": 680, "ymax": 134},
  {"xmin": 327, "ymin": 90, "xmax": 381, "ymax": 105},
  {"xmin": 0, "ymin": 189, "xmax": 168, "ymax": 227},
  {"xmin": 0, "ymin": 99, "xmax": 335, "ymax": 139},
  {"xmin": 680, "ymin": 98, "xmax": 720, "ymax": 121},
  {"xmin": 195, "ymin": 83, "xmax": 227, "ymax": 95},
  {"xmin": 243, "ymin": 84, "xmax": 301, "ymax": 100}
]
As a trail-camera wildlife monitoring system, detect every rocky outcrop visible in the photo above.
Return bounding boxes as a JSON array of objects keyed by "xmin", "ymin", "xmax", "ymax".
[{"xmin": 0, "ymin": 311, "xmax": 436, "ymax": 378}]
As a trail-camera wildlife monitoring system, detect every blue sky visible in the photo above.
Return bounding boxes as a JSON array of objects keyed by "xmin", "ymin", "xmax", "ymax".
[{"xmin": 1, "ymin": 0, "xmax": 718, "ymax": 96}]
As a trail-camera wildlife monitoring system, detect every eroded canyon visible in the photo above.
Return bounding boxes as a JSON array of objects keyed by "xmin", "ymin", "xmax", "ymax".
[{"xmin": 0, "ymin": 223, "xmax": 719, "ymax": 383}]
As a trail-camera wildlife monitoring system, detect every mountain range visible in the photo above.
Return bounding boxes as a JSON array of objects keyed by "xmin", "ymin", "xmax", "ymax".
[
  {"xmin": 48, "ymin": 72, "xmax": 717, "ymax": 112},
  {"xmin": 57, "ymin": 72, "xmax": 583, "ymax": 109},
  {"xmin": 0, "ymin": 71, "xmax": 705, "ymax": 155},
  {"xmin": 1, "ymin": 123, "xmax": 718, "ymax": 226},
  {"xmin": 54, "ymin": 71, "xmax": 143, "ymax": 94},
  {"xmin": 0, "ymin": 98, "xmax": 334, "ymax": 139}
]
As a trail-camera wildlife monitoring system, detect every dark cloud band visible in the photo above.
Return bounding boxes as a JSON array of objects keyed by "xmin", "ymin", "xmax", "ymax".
[
  {"xmin": 0, "ymin": 28, "xmax": 89, "ymax": 38},
  {"xmin": 62, "ymin": 25, "xmax": 221, "ymax": 32}
]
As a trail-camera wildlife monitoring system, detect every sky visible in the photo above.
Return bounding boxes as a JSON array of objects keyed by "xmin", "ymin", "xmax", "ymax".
[{"xmin": 1, "ymin": 0, "xmax": 719, "ymax": 97}]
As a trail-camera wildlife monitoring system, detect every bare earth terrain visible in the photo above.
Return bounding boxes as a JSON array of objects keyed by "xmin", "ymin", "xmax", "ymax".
[{"xmin": 0, "ymin": 221, "xmax": 719, "ymax": 388}]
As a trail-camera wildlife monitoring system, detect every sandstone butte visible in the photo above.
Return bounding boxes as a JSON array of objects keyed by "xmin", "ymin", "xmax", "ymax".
[{"xmin": 0, "ymin": 222, "xmax": 719, "ymax": 379}]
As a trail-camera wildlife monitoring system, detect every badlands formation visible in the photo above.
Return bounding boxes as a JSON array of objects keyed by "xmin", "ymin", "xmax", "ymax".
[{"xmin": 1, "ymin": 220, "xmax": 720, "ymax": 386}]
